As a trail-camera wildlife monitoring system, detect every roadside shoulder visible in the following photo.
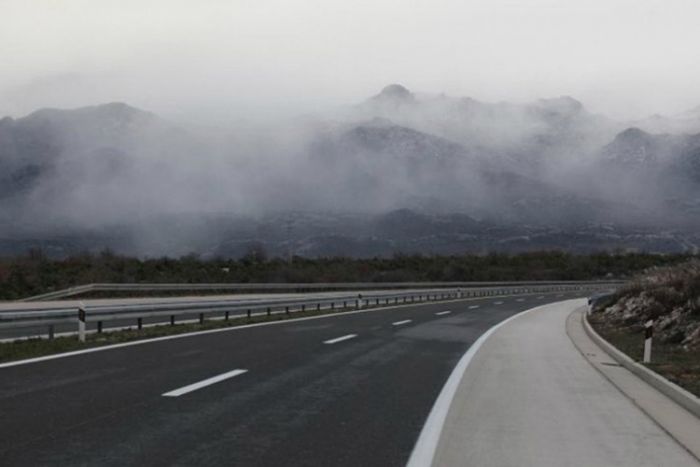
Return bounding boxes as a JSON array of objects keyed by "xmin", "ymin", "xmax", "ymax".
[
  {"xmin": 424, "ymin": 299, "xmax": 697, "ymax": 467},
  {"xmin": 567, "ymin": 307, "xmax": 700, "ymax": 461}
]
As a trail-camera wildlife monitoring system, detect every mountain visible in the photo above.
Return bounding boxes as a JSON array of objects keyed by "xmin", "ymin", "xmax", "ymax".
[
  {"xmin": 1, "ymin": 85, "xmax": 700, "ymax": 258},
  {"xmin": 0, "ymin": 102, "xmax": 217, "ymax": 232},
  {"xmin": 603, "ymin": 127, "xmax": 700, "ymax": 186},
  {"xmin": 349, "ymin": 86, "xmax": 618, "ymax": 176},
  {"xmin": 0, "ymin": 103, "xmax": 164, "ymax": 198},
  {"xmin": 594, "ymin": 126, "xmax": 700, "ymax": 226},
  {"xmin": 306, "ymin": 117, "xmax": 614, "ymax": 225},
  {"xmin": 369, "ymin": 83, "xmax": 416, "ymax": 105}
]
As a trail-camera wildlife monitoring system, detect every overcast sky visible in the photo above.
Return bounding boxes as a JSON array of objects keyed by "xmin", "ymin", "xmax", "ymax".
[{"xmin": 2, "ymin": 0, "xmax": 700, "ymax": 123}]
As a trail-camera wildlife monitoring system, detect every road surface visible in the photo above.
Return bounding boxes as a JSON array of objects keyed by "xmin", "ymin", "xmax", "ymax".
[
  {"xmin": 430, "ymin": 299, "xmax": 698, "ymax": 466},
  {"xmin": 0, "ymin": 291, "xmax": 581, "ymax": 466}
]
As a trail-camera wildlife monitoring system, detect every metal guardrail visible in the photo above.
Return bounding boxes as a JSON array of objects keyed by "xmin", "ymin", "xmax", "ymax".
[
  {"xmin": 20, "ymin": 280, "xmax": 625, "ymax": 302},
  {"xmin": 1, "ymin": 282, "xmax": 621, "ymax": 340}
]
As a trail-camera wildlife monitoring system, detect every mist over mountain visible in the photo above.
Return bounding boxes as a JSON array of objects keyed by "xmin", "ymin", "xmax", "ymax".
[{"xmin": 1, "ymin": 85, "xmax": 700, "ymax": 258}]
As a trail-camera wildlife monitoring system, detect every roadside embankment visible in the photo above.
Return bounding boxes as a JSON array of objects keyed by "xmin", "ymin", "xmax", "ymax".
[{"xmin": 588, "ymin": 260, "xmax": 700, "ymax": 397}]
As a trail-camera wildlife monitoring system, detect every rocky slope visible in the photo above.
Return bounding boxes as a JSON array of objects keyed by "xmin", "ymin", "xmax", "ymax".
[{"xmin": 594, "ymin": 261, "xmax": 700, "ymax": 350}]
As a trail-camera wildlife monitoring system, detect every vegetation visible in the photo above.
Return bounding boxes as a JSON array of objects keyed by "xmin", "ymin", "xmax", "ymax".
[
  {"xmin": 590, "ymin": 259, "xmax": 700, "ymax": 396},
  {"xmin": 0, "ymin": 249, "xmax": 694, "ymax": 300},
  {"xmin": 590, "ymin": 318, "xmax": 700, "ymax": 397}
]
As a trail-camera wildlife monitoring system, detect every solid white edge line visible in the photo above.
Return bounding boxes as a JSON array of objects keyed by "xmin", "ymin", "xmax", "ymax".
[
  {"xmin": 468, "ymin": 305, "xmax": 480, "ymax": 309},
  {"xmin": 162, "ymin": 369, "xmax": 248, "ymax": 397},
  {"xmin": 406, "ymin": 303, "xmax": 558, "ymax": 467},
  {"xmin": 392, "ymin": 319, "xmax": 412, "ymax": 326},
  {"xmin": 494, "ymin": 301, "xmax": 504, "ymax": 305},
  {"xmin": 435, "ymin": 311, "xmax": 451, "ymax": 316},
  {"xmin": 323, "ymin": 334, "xmax": 358, "ymax": 345}
]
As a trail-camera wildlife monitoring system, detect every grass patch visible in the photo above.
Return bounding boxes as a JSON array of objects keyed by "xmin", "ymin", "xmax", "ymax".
[
  {"xmin": 0, "ymin": 306, "xmax": 354, "ymax": 364},
  {"xmin": 589, "ymin": 316, "xmax": 700, "ymax": 398}
]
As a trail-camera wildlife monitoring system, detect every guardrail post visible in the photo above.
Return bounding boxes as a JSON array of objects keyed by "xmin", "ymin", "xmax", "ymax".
[
  {"xmin": 317, "ymin": 303, "xmax": 321, "ymax": 311},
  {"xmin": 285, "ymin": 306, "xmax": 290, "ymax": 316},
  {"xmin": 267, "ymin": 307, "xmax": 271, "ymax": 316},
  {"xmin": 199, "ymin": 313, "xmax": 204, "ymax": 324},
  {"xmin": 225, "ymin": 311, "xmax": 230, "ymax": 321},
  {"xmin": 137, "ymin": 317, "xmax": 143, "ymax": 330},
  {"xmin": 78, "ymin": 303, "xmax": 86, "ymax": 342},
  {"xmin": 170, "ymin": 315, "xmax": 175, "ymax": 326},
  {"xmin": 97, "ymin": 321, "xmax": 103, "ymax": 334},
  {"xmin": 331, "ymin": 302, "xmax": 335, "ymax": 310},
  {"xmin": 48, "ymin": 324, "xmax": 55, "ymax": 340},
  {"xmin": 644, "ymin": 320, "xmax": 654, "ymax": 363},
  {"xmin": 247, "ymin": 309, "xmax": 252, "ymax": 320},
  {"xmin": 301, "ymin": 304, "xmax": 306, "ymax": 312}
]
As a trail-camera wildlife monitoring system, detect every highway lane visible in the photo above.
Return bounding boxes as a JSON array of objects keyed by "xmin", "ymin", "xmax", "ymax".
[{"xmin": 0, "ymin": 290, "xmax": 586, "ymax": 466}]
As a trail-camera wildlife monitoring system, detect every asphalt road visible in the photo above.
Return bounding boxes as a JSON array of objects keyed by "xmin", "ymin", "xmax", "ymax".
[{"xmin": 0, "ymin": 291, "xmax": 585, "ymax": 466}]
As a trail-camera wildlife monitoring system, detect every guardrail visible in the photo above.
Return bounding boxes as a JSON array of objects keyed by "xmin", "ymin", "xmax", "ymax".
[
  {"xmin": 20, "ymin": 280, "xmax": 625, "ymax": 302},
  {"xmin": 1, "ymin": 282, "xmax": 621, "ymax": 341}
]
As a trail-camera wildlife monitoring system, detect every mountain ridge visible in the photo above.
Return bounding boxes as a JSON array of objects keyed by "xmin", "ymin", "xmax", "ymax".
[{"xmin": 2, "ymin": 85, "xmax": 700, "ymax": 257}]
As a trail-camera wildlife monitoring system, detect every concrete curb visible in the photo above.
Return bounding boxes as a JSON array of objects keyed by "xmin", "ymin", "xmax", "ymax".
[{"xmin": 583, "ymin": 310, "xmax": 700, "ymax": 420}]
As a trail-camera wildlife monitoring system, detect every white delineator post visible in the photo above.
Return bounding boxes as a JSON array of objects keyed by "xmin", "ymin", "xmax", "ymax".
[
  {"xmin": 78, "ymin": 301, "xmax": 87, "ymax": 343},
  {"xmin": 643, "ymin": 319, "xmax": 653, "ymax": 363}
]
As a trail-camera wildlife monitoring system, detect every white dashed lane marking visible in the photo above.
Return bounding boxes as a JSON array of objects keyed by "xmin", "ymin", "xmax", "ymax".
[
  {"xmin": 323, "ymin": 334, "xmax": 358, "ymax": 345},
  {"xmin": 162, "ymin": 369, "xmax": 248, "ymax": 397}
]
